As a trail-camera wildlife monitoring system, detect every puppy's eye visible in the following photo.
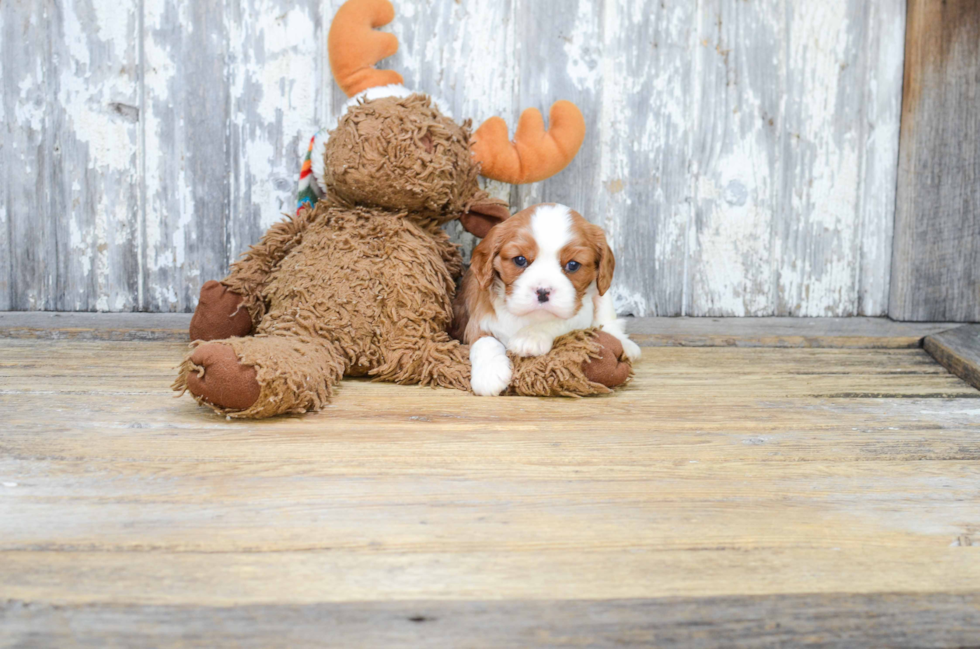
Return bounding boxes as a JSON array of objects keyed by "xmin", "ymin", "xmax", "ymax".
[
  {"xmin": 564, "ymin": 260, "xmax": 581, "ymax": 273},
  {"xmin": 513, "ymin": 256, "xmax": 528, "ymax": 268}
]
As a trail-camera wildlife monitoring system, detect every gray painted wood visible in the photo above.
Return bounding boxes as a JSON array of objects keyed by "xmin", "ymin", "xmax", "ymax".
[
  {"xmin": 1, "ymin": 0, "xmax": 909, "ymax": 316},
  {"xmin": 226, "ymin": 0, "xmax": 325, "ymax": 297},
  {"xmin": 0, "ymin": 8, "xmax": 7, "ymax": 313},
  {"xmin": 0, "ymin": 311, "xmax": 193, "ymax": 341},
  {"xmin": 4, "ymin": 594, "xmax": 980, "ymax": 648},
  {"xmin": 688, "ymin": 0, "xmax": 905, "ymax": 317},
  {"xmin": 141, "ymin": 0, "xmax": 323, "ymax": 312},
  {"xmin": 890, "ymin": 0, "xmax": 980, "ymax": 322},
  {"xmin": 505, "ymin": 0, "xmax": 906, "ymax": 317},
  {"xmin": 141, "ymin": 0, "xmax": 231, "ymax": 312},
  {"xmin": 590, "ymin": 0, "xmax": 694, "ymax": 317},
  {"xmin": 0, "ymin": 312, "xmax": 961, "ymax": 350},
  {"xmin": 626, "ymin": 316, "xmax": 961, "ymax": 349},
  {"xmin": 2, "ymin": 0, "xmax": 142, "ymax": 311},
  {"xmin": 924, "ymin": 325, "xmax": 980, "ymax": 391},
  {"xmin": 375, "ymin": 0, "xmax": 518, "ymax": 259}
]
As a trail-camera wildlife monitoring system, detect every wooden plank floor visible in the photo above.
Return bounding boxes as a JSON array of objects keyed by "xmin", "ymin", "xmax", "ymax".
[{"xmin": 2, "ymin": 336, "xmax": 980, "ymax": 646}]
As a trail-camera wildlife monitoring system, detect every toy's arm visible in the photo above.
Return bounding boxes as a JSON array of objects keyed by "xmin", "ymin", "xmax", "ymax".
[
  {"xmin": 508, "ymin": 329, "xmax": 632, "ymax": 396},
  {"xmin": 221, "ymin": 204, "xmax": 318, "ymax": 325},
  {"xmin": 190, "ymin": 133, "xmax": 323, "ymax": 342}
]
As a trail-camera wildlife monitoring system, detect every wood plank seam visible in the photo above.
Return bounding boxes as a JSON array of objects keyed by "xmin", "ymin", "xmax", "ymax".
[
  {"xmin": 923, "ymin": 324, "xmax": 980, "ymax": 391},
  {"xmin": 0, "ymin": 315, "xmax": 964, "ymax": 350}
]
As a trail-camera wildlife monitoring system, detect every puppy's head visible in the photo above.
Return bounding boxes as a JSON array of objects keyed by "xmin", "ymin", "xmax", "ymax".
[{"xmin": 470, "ymin": 203, "xmax": 614, "ymax": 319}]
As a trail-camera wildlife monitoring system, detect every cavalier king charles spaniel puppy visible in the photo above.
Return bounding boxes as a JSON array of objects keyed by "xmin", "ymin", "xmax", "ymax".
[{"xmin": 451, "ymin": 203, "xmax": 641, "ymax": 396}]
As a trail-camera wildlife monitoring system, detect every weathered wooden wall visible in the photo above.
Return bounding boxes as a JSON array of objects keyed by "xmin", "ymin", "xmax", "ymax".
[
  {"xmin": 890, "ymin": 0, "xmax": 980, "ymax": 322},
  {"xmin": 1, "ymin": 0, "xmax": 908, "ymax": 316}
]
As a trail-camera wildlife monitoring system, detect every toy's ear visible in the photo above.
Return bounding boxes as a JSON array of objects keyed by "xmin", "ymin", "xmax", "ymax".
[{"xmin": 460, "ymin": 197, "xmax": 511, "ymax": 239}]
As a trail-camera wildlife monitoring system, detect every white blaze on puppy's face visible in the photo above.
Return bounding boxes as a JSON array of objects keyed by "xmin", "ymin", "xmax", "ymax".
[
  {"xmin": 473, "ymin": 203, "xmax": 610, "ymax": 322},
  {"xmin": 502, "ymin": 204, "xmax": 577, "ymax": 318},
  {"xmin": 460, "ymin": 202, "xmax": 636, "ymax": 365}
]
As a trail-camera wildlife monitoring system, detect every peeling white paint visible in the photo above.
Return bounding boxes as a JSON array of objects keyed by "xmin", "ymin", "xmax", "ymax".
[
  {"xmin": 609, "ymin": 286, "xmax": 649, "ymax": 318},
  {"xmin": 694, "ymin": 134, "xmax": 774, "ymax": 316},
  {"xmin": 15, "ymin": 77, "xmax": 44, "ymax": 131},
  {"xmin": 564, "ymin": 0, "xmax": 600, "ymax": 91},
  {"xmin": 233, "ymin": 4, "xmax": 319, "ymax": 232},
  {"xmin": 2, "ymin": 0, "xmax": 906, "ymax": 315}
]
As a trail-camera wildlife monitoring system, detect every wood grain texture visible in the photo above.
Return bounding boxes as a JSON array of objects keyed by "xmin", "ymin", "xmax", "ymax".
[
  {"xmin": 141, "ymin": 0, "xmax": 322, "ymax": 312},
  {"xmin": 1, "ymin": 338, "xmax": 979, "ymax": 645},
  {"xmin": 374, "ymin": 0, "xmax": 518, "ymax": 260},
  {"xmin": 597, "ymin": 0, "xmax": 694, "ymax": 317},
  {"xmin": 924, "ymin": 324, "xmax": 980, "ymax": 390},
  {"xmin": 0, "ymin": 6, "xmax": 7, "ymax": 312},
  {"xmin": 1, "ymin": 0, "xmax": 908, "ymax": 317},
  {"xmin": 891, "ymin": 0, "xmax": 980, "ymax": 322},
  {"xmin": 688, "ymin": 0, "xmax": 906, "ymax": 317},
  {"xmin": 141, "ymin": 0, "xmax": 229, "ymax": 311},
  {"xmin": 0, "ymin": 313, "xmax": 961, "ymax": 348},
  {"xmin": 4, "ymin": 595, "xmax": 980, "ymax": 648},
  {"xmin": 2, "ymin": 0, "xmax": 141, "ymax": 311},
  {"xmin": 626, "ymin": 316, "xmax": 960, "ymax": 348}
]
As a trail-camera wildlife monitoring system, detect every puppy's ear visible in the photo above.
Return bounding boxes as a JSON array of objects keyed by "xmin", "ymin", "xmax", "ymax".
[
  {"xmin": 470, "ymin": 227, "xmax": 502, "ymax": 290},
  {"xmin": 460, "ymin": 195, "xmax": 511, "ymax": 239},
  {"xmin": 590, "ymin": 224, "xmax": 615, "ymax": 296}
]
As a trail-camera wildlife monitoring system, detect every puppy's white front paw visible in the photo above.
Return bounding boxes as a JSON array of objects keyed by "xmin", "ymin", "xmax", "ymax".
[
  {"xmin": 507, "ymin": 332, "xmax": 554, "ymax": 357},
  {"xmin": 470, "ymin": 337, "xmax": 513, "ymax": 396},
  {"xmin": 621, "ymin": 337, "xmax": 642, "ymax": 362}
]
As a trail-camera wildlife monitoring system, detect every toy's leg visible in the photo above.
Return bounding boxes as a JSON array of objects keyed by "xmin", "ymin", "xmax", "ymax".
[
  {"xmin": 509, "ymin": 330, "xmax": 633, "ymax": 397},
  {"xmin": 188, "ymin": 280, "xmax": 254, "ymax": 341},
  {"xmin": 173, "ymin": 334, "xmax": 346, "ymax": 418},
  {"xmin": 371, "ymin": 330, "xmax": 472, "ymax": 391},
  {"xmin": 582, "ymin": 331, "xmax": 633, "ymax": 388}
]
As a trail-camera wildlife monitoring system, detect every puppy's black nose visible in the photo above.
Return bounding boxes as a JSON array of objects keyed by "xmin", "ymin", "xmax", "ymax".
[{"xmin": 536, "ymin": 288, "xmax": 551, "ymax": 303}]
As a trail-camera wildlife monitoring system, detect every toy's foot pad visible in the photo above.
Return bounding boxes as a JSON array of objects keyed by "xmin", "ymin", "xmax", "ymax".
[
  {"xmin": 185, "ymin": 343, "xmax": 261, "ymax": 411},
  {"xmin": 189, "ymin": 280, "xmax": 253, "ymax": 341},
  {"xmin": 583, "ymin": 331, "xmax": 632, "ymax": 388}
]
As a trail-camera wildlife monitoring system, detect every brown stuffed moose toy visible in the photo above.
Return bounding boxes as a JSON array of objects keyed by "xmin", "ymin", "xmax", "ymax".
[{"xmin": 174, "ymin": 0, "xmax": 633, "ymax": 418}]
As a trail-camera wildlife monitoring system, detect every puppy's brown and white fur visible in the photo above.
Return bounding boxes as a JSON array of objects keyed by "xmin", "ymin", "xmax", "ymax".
[{"xmin": 452, "ymin": 203, "xmax": 641, "ymax": 396}]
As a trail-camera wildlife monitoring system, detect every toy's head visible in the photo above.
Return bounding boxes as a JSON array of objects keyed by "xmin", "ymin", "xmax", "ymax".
[
  {"xmin": 309, "ymin": 0, "xmax": 586, "ymax": 238},
  {"xmin": 321, "ymin": 92, "xmax": 487, "ymax": 226}
]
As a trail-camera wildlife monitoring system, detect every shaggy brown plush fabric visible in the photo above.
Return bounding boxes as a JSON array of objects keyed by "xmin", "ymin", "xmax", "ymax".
[
  {"xmin": 174, "ymin": 93, "xmax": 630, "ymax": 418},
  {"xmin": 323, "ymin": 95, "xmax": 480, "ymax": 217},
  {"xmin": 509, "ymin": 329, "xmax": 633, "ymax": 397}
]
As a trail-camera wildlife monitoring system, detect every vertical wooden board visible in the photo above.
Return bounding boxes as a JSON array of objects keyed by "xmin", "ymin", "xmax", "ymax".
[
  {"xmin": 0, "ymin": 3, "xmax": 51, "ymax": 311},
  {"xmin": 511, "ymin": 0, "xmax": 602, "ymax": 220},
  {"xmin": 0, "ymin": 6, "xmax": 9, "ymax": 311},
  {"xmin": 857, "ymin": 0, "xmax": 905, "ymax": 316},
  {"xmin": 321, "ymin": 0, "xmax": 347, "ymax": 122},
  {"xmin": 225, "ymin": 0, "xmax": 323, "ymax": 262},
  {"xmin": 774, "ymin": 0, "xmax": 866, "ymax": 316},
  {"xmin": 690, "ymin": 0, "xmax": 904, "ymax": 317},
  {"xmin": 688, "ymin": 0, "xmax": 782, "ymax": 316},
  {"xmin": 595, "ymin": 0, "xmax": 695, "ymax": 316},
  {"xmin": 142, "ymin": 0, "xmax": 232, "ymax": 311},
  {"xmin": 891, "ymin": 0, "xmax": 980, "ymax": 322},
  {"xmin": 378, "ymin": 0, "xmax": 518, "ymax": 263},
  {"xmin": 2, "ymin": 0, "xmax": 140, "ymax": 312}
]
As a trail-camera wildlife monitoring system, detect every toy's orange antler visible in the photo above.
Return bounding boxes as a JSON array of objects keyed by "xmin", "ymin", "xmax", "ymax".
[
  {"xmin": 329, "ymin": 0, "xmax": 403, "ymax": 97},
  {"xmin": 471, "ymin": 101, "xmax": 586, "ymax": 185}
]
